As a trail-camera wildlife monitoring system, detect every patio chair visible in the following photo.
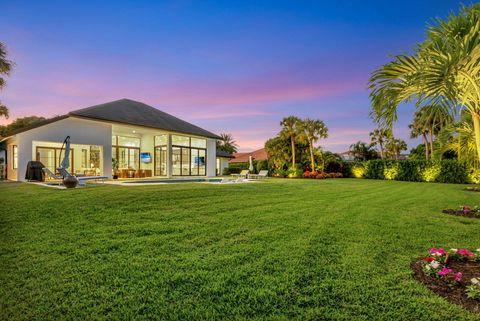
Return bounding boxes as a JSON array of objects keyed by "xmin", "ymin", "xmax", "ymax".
[
  {"xmin": 248, "ymin": 170, "xmax": 269, "ymax": 179},
  {"xmin": 231, "ymin": 169, "xmax": 249, "ymax": 180}
]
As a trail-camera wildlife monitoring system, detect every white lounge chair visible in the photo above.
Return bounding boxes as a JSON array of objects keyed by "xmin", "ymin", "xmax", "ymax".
[
  {"xmin": 248, "ymin": 170, "xmax": 269, "ymax": 179},
  {"xmin": 231, "ymin": 170, "xmax": 249, "ymax": 180}
]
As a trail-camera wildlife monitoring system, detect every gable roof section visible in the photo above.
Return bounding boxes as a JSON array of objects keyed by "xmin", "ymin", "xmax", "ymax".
[
  {"xmin": 69, "ymin": 99, "xmax": 220, "ymax": 139},
  {"xmin": 230, "ymin": 148, "xmax": 268, "ymax": 163},
  {"xmin": 0, "ymin": 115, "xmax": 69, "ymax": 139}
]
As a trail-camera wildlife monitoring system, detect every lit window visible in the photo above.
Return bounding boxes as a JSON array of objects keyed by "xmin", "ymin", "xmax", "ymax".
[
  {"xmin": 117, "ymin": 136, "xmax": 140, "ymax": 147},
  {"xmin": 155, "ymin": 134, "xmax": 168, "ymax": 146},
  {"xmin": 172, "ymin": 135, "xmax": 190, "ymax": 147},
  {"xmin": 191, "ymin": 137, "xmax": 206, "ymax": 148},
  {"xmin": 12, "ymin": 145, "xmax": 18, "ymax": 169}
]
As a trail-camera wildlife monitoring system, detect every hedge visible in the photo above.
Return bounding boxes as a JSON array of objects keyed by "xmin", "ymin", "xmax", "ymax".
[
  {"xmin": 223, "ymin": 160, "xmax": 270, "ymax": 176},
  {"xmin": 351, "ymin": 159, "xmax": 476, "ymax": 184}
]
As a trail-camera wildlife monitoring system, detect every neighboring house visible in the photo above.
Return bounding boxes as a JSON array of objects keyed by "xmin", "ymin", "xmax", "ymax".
[
  {"xmin": 338, "ymin": 151, "xmax": 355, "ymax": 161},
  {"xmin": 0, "ymin": 99, "xmax": 221, "ymax": 181},
  {"xmin": 230, "ymin": 148, "xmax": 268, "ymax": 164},
  {"xmin": 215, "ymin": 149, "xmax": 234, "ymax": 175}
]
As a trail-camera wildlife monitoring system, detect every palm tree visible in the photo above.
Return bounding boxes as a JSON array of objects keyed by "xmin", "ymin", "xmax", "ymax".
[
  {"xmin": 369, "ymin": 4, "xmax": 480, "ymax": 161},
  {"xmin": 409, "ymin": 119, "xmax": 430, "ymax": 160},
  {"xmin": 349, "ymin": 141, "xmax": 377, "ymax": 161},
  {"xmin": 280, "ymin": 116, "xmax": 302, "ymax": 168},
  {"xmin": 301, "ymin": 118, "xmax": 328, "ymax": 171},
  {"xmin": 369, "ymin": 128, "xmax": 391, "ymax": 158},
  {"xmin": 216, "ymin": 133, "xmax": 239, "ymax": 154},
  {"xmin": 437, "ymin": 111, "xmax": 478, "ymax": 166},
  {"xmin": 385, "ymin": 138, "xmax": 408, "ymax": 160},
  {"xmin": 0, "ymin": 42, "xmax": 13, "ymax": 119}
]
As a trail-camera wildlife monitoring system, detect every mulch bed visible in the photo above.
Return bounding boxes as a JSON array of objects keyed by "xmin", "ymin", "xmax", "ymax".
[
  {"xmin": 411, "ymin": 259, "xmax": 480, "ymax": 313},
  {"xmin": 442, "ymin": 209, "xmax": 480, "ymax": 219}
]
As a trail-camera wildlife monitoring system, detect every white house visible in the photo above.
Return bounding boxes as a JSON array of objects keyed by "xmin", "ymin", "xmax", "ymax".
[{"xmin": 0, "ymin": 99, "xmax": 222, "ymax": 181}]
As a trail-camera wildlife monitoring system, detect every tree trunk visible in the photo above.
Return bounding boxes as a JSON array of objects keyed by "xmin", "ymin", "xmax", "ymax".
[
  {"xmin": 422, "ymin": 133, "xmax": 429, "ymax": 160},
  {"xmin": 309, "ymin": 140, "xmax": 315, "ymax": 172},
  {"xmin": 291, "ymin": 136, "xmax": 296, "ymax": 169},
  {"xmin": 379, "ymin": 143, "xmax": 384, "ymax": 159},
  {"xmin": 429, "ymin": 128, "xmax": 434, "ymax": 158},
  {"xmin": 472, "ymin": 112, "xmax": 480, "ymax": 163}
]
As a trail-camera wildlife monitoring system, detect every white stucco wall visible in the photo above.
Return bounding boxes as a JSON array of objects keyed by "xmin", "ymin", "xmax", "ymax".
[
  {"xmin": 11, "ymin": 117, "xmax": 112, "ymax": 181},
  {"xmin": 216, "ymin": 157, "xmax": 230, "ymax": 175},
  {"xmin": 206, "ymin": 138, "xmax": 216, "ymax": 177}
]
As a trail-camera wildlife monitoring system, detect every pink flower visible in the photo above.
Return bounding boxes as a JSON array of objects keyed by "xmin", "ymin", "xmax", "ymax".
[
  {"xmin": 454, "ymin": 272, "xmax": 463, "ymax": 282},
  {"xmin": 430, "ymin": 248, "xmax": 446, "ymax": 256},
  {"xmin": 438, "ymin": 267, "xmax": 453, "ymax": 276},
  {"xmin": 457, "ymin": 249, "xmax": 474, "ymax": 257}
]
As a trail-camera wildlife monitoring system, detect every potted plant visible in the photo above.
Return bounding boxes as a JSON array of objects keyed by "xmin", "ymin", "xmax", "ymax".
[{"xmin": 112, "ymin": 158, "xmax": 119, "ymax": 179}]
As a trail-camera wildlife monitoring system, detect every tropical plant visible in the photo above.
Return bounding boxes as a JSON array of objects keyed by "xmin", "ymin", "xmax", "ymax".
[
  {"xmin": 385, "ymin": 138, "xmax": 408, "ymax": 160},
  {"xmin": 436, "ymin": 111, "xmax": 478, "ymax": 167},
  {"xmin": 300, "ymin": 118, "xmax": 328, "ymax": 171},
  {"xmin": 0, "ymin": 42, "xmax": 13, "ymax": 119},
  {"xmin": 369, "ymin": 128, "xmax": 391, "ymax": 158},
  {"xmin": 349, "ymin": 141, "xmax": 378, "ymax": 161},
  {"xmin": 369, "ymin": 4, "xmax": 480, "ymax": 162},
  {"xmin": 280, "ymin": 116, "xmax": 302, "ymax": 169},
  {"xmin": 216, "ymin": 133, "xmax": 239, "ymax": 154}
]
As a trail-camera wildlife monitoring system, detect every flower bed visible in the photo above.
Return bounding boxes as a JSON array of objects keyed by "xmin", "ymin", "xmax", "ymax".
[
  {"xmin": 302, "ymin": 171, "xmax": 343, "ymax": 179},
  {"xmin": 411, "ymin": 247, "xmax": 480, "ymax": 312},
  {"xmin": 442, "ymin": 206, "xmax": 480, "ymax": 219}
]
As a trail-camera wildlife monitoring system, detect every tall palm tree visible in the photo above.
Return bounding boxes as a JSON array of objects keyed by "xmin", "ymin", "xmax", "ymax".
[
  {"xmin": 369, "ymin": 128, "xmax": 390, "ymax": 159},
  {"xmin": 0, "ymin": 42, "xmax": 13, "ymax": 119},
  {"xmin": 280, "ymin": 116, "xmax": 302, "ymax": 168},
  {"xmin": 301, "ymin": 118, "xmax": 328, "ymax": 171},
  {"xmin": 216, "ymin": 133, "xmax": 239, "ymax": 154},
  {"xmin": 369, "ymin": 4, "xmax": 480, "ymax": 161}
]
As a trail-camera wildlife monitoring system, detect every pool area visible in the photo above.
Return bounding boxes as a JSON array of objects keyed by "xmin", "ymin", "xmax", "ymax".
[{"xmin": 124, "ymin": 178, "xmax": 223, "ymax": 184}]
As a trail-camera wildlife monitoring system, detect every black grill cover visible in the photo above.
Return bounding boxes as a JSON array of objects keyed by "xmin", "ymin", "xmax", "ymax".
[{"xmin": 25, "ymin": 161, "xmax": 45, "ymax": 181}]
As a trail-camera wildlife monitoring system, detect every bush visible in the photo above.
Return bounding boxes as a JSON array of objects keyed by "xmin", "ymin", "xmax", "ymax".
[
  {"xmin": 325, "ymin": 160, "xmax": 344, "ymax": 173},
  {"xmin": 360, "ymin": 159, "xmax": 473, "ymax": 184},
  {"xmin": 287, "ymin": 168, "xmax": 303, "ymax": 178},
  {"xmin": 273, "ymin": 168, "xmax": 288, "ymax": 178},
  {"xmin": 256, "ymin": 160, "xmax": 268, "ymax": 174}
]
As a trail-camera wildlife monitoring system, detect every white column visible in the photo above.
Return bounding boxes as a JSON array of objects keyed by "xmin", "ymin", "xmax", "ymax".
[
  {"xmin": 206, "ymin": 138, "xmax": 216, "ymax": 177},
  {"xmin": 167, "ymin": 134, "xmax": 172, "ymax": 178}
]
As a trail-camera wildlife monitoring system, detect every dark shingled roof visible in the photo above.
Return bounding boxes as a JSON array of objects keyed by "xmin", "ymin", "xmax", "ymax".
[
  {"xmin": 69, "ymin": 99, "xmax": 220, "ymax": 139},
  {"xmin": 216, "ymin": 149, "xmax": 235, "ymax": 158}
]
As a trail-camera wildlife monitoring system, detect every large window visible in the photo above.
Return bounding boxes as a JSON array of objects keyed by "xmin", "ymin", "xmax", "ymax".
[
  {"xmin": 171, "ymin": 135, "xmax": 207, "ymax": 176},
  {"xmin": 36, "ymin": 147, "xmax": 73, "ymax": 174},
  {"xmin": 112, "ymin": 135, "xmax": 141, "ymax": 170},
  {"xmin": 12, "ymin": 145, "xmax": 18, "ymax": 169}
]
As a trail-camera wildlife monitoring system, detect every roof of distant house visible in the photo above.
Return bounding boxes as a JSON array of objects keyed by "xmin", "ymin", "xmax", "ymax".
[
  {"xmin": 230, "ymin": 148, "xmax": 268, "ymax": 163},
  {"xmin": 2, "ymin": 99, "xmax": 220, "ymax": 139},
  {"xmin": 216, "ymin": 149, "xmax": 235, "ymax": 158}
]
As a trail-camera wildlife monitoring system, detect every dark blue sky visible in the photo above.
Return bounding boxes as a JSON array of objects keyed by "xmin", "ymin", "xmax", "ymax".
[{"xmin": 0, "ymin": 0, "xmax": 465, "ymax": 151}]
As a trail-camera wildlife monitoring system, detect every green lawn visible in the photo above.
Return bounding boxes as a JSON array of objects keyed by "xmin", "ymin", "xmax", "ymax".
[{"xmin": 1, "ymin": 179, "xmax": 480, "ymax": 320}]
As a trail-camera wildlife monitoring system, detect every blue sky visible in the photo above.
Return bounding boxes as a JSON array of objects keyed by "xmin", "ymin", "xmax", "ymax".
[{"xmin": 0, "ymin": 0, "xmax": 466, "ymax": 151}]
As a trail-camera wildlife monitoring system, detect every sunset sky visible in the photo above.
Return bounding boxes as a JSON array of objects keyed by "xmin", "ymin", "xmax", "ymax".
[{"xmin": 0, "ymin": 0, "xmax": 464, "ymax": 151}]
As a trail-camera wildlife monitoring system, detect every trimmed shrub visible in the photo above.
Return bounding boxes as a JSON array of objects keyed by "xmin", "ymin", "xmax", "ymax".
[{"xmin": 361, "ymin": 159, "xmax": 473, "ymax": 184}]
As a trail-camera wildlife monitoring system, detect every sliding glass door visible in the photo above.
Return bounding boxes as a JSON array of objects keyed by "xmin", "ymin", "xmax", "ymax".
[
  {"xmin": 154, "ymin": 146, "xmax": 167, "ymax": 176},
  {"xmin": 36, "ymin": 147, "xmax": 74, "ymax": 175}
]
